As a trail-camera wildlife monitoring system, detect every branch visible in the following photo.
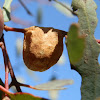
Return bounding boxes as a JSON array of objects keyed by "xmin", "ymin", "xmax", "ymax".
[
  {"xmin": 9, "ymin": 82, "xmax": 37, "ymax": 90},
  {"xmin": 0, "ymin": 85, "xmax": 12, "ymax": 95},
  {"xmin": 0, "ymin": 35, "xmax": 22, "ymax": 92},
  {"xmin": 4, "ymin": 25, "xmax": 100, "ymax": 44},
  {"xmin": 0, "ymin": 78, "xmax": 4, "ymax": 86},
  {"xmin": 0, "ymin": 42, "xmax": 9, "ymax": 91},
  {"xmin": 4, "ymin": 25, "xmax": 25, "ymax": 33},
  {"xmin": 4, "ymin": 25, "xmax": 68, "ymax": 36}
]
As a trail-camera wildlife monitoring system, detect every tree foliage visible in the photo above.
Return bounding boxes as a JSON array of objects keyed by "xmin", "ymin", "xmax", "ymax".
[{"xmin": 0, "ymin": 0, "xmax": 100, "ymax": 100}]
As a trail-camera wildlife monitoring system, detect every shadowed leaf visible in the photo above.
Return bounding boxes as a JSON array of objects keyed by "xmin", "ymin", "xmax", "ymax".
[
  {"xmin": 70, "ymin": 0, "xmax": 100, "ymax": 100},
  {"xmin": 66, "ymin": 23, "xmax": 85, "ymax": 64}
]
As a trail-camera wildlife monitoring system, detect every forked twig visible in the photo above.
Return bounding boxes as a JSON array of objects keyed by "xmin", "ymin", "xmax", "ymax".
[{"xmin": 0, "ymin": 35, "xmax": 22, "ymax": 92}]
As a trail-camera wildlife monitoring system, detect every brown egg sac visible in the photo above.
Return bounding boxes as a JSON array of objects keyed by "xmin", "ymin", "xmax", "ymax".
[{"xmin": 23, "ymin": 26, "xmax": 67, "ymax": 72}]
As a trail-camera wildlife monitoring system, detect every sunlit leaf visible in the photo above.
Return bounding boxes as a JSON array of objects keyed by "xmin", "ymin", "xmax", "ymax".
[
  {"xmin": 66, "ymin": 23, "xmax": 85, "ymax": 64},
  {"xmin": 3, "ymin": 0, "xmax": 12, "ymax": 22},
  {"xmin": 34, "ymin": 80, "xmax": 73, "ymax": 90},
  {"xmin": 53, "ymin": 2, "xmax": 74, "ymax": 18},
  {"xmin": 0, "ymin": 8, "xmax": 4, "ymax": 38}
]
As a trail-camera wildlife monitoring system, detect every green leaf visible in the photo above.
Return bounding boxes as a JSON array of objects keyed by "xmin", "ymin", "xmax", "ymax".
[
  {"xmin": 3, "ymin": 0, "xmax": 12, "ymax": 22},
  {"xmin": 8, "ymin": 93, "xmax": 48, "ymax": 100},
  {"xmin": 0, "ymin": 85, "xmax": 48, "ymax": 100},
  {"xmin": 71, "ymin": 0, "xmax": 98, "ymax": 35},
  {"xmin": 66, "ymin": 23, "xmax": 85, "ymax": 64},
  {"xmin": 34, "ymin": 80, "xmax": 73, "ymax": 90},
  {"xmin": 70, "ymin": 0, "xmax": 100, "ymax": 100}
]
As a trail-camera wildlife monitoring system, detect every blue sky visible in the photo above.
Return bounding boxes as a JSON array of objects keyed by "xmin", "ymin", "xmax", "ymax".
[{"xmin": 0, "ymin": 0, "xmax": 100, "ymax": 100}]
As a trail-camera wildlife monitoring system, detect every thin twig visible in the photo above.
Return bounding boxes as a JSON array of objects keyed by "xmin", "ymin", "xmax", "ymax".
[
  {"xmin": 0, "ymin": 41, "xmax": 9, "ymax": 91},
  {"xmin": 4, "ymin": 25, "xmax": 100, "ymax": 44},
  {"xmin": 9, "ymin": 81, "xmax": 44, "ymax": 90},
  {"xmin": 4, "ymin": 25, "xmax": 25, "ymax": 33},
  {"xmin": 0, "ymin": 36, "xmax": 22, "ymax": 92},
  {"xmin": 10, "ymin": 82, "xmax": 37, "ymax": 90},
  {"xmin": 53, "ymin": 0, "xmax": 77, "ymax": 16},
  {"xmin": 0, "ymin": 39, "xmax": 9, "ymax": 99},
  {"xmin": 0, "ymin": 85, "xmax": 13, "ymax": 95},
  {"xmin": 2, "ymin": 43, "xmax": 9, "ymax": 90},
  {"xmin": 4, "ymin": 25, "xmax": 68, "ymax": 36},
  {"xmin": 18, "ymin": 0, "xmax": 33, "ymax": 16},
  {"xmin": 8, "ymin": 59, "xmax": 22, "ymax": 92}
]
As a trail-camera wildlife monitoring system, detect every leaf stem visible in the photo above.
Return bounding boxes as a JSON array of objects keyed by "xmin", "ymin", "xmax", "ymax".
[{"xmin": 10, "ymin": 82, "xmax": 37, "ymax": 90}]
